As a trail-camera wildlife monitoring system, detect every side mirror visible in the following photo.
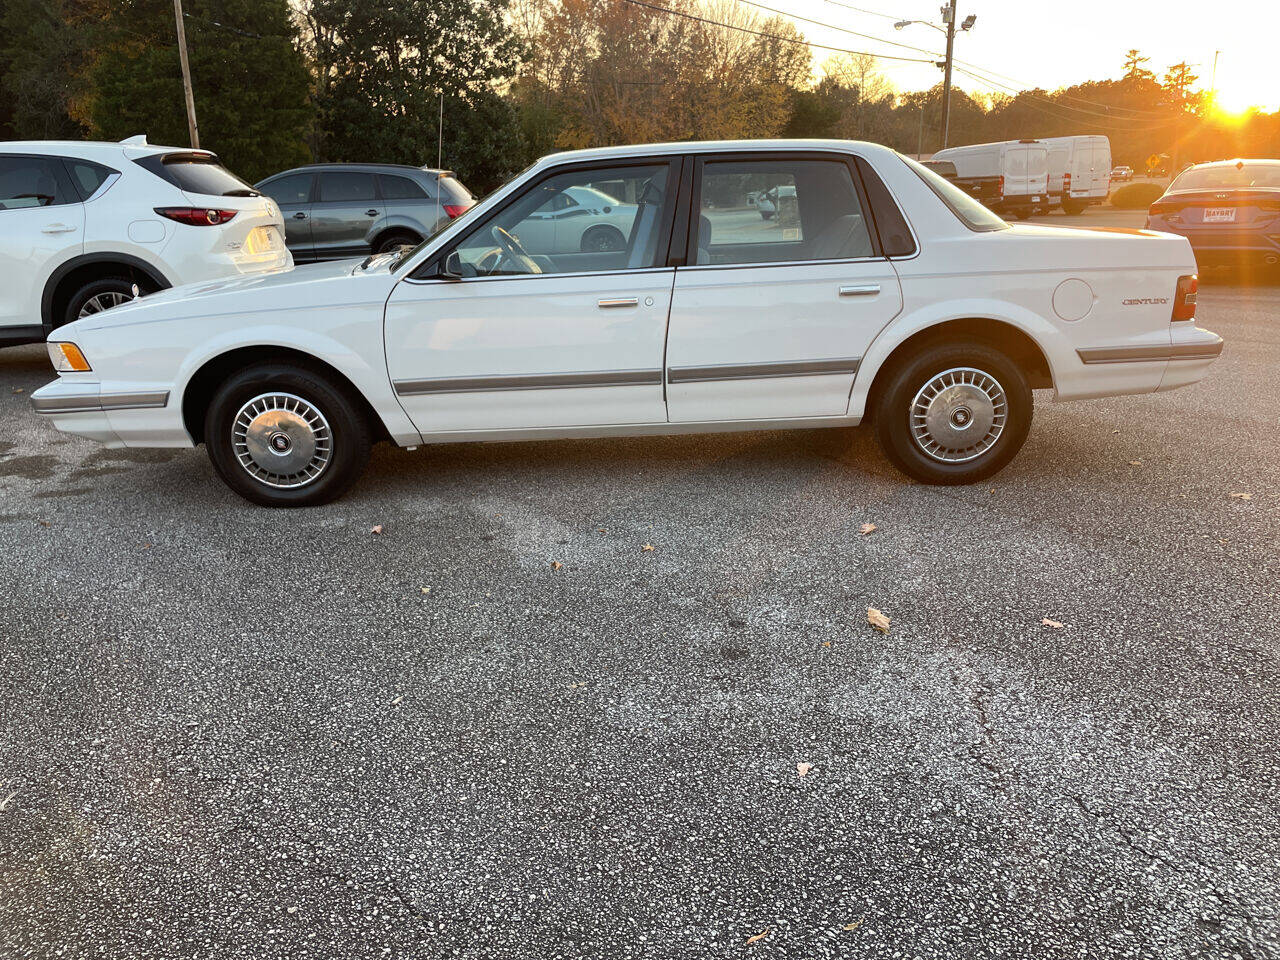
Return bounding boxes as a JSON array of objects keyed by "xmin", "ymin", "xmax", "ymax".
[{"xmin": 437, "ymin": 250, "xmax": 463, "ymax": 281}]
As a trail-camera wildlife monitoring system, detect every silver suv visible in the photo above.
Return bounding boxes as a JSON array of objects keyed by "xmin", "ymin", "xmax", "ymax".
[{"xmin": 254, "ymin": 163, "xmax": 475, "ymax": 262}]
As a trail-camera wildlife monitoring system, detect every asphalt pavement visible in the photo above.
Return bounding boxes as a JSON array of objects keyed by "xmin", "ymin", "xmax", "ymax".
[{"xmin": 1, "ymin": 269, "xmax": 1277, "ymax": 958}]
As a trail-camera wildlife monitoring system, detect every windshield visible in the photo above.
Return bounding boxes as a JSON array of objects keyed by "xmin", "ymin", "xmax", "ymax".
[
  {"xmin": 900, "ymin": 154, "xmax": 1008, "ymax": 232},
  {"xmin": 1170, "ymin": 163, "xmax": 1280, "ymax": 191}
]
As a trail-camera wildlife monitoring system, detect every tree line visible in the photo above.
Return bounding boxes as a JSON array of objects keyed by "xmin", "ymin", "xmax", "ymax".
[{"xmin": 1, "ymin": 0, "xmax": 1276, "ymax": 192}]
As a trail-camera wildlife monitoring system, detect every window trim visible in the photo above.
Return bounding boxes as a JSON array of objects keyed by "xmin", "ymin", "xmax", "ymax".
[
  {"xmin": 409, "ymin": 156, "xmax": 686, "ymax": 283},
  {"xmin": 59, "ymin": 158, "xmax": 121, "ymax": 203},
  {"xmin": 680, "ymin": 151, "xmax": 884, "ymax": 270},
  {"xmin": 853, "ymin": 155, "xmax": 920, "ymax": 260}
]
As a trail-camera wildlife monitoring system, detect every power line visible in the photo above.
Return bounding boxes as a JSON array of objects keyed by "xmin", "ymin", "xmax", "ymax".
[
  {"xmin": 732, "ymin": 0, "xmax": 944, "ymax": 59},
  {"xmin": 955, "ymin": 67, "xmax": 1173, "ymax": 132},
  {"xmin": 950, "ymin": 59, "xmax": 1167, "ymax": 117},
  {"xmin": 820, "ymin": 0, "xmax": 904, "ymax": 22},
  {"xmin": 617, "ymin": 0, "xmax": 938, "ymax": 64}
]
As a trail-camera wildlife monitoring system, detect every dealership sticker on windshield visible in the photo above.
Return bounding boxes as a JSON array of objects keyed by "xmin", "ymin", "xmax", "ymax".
[{"xmin": 1203, "ymin": 208, "xmax": 1237, "ymax": 223}]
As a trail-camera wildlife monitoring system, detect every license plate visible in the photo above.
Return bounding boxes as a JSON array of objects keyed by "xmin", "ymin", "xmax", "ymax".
[
  {"xmin": 1032, "ymin": 196, "xmax": 1041, "ymax": 202},
  {"xmin": 1203, "ymin": 208, "xmax": 1236, "ymax": 223},
  {"xmin": 244, "ymin": 225, "xmax": 283, "ymax": 255}
]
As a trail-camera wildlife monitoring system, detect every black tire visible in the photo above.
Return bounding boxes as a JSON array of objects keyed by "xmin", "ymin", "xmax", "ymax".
[
  {"xmin": 579, "ymin": 225, "xmax": 626, "ymax": 253},
  {"xmin": 204, "ymin": 363, "xmax": 372, "ymax": 507},
  {"xmin": 1061, "ymin": 198, "xmax": 1085, "ymax": 215},
  {"xmin": 760, "ymin": 210, "xmax": 774, "ymax": 220},
  {"xmin": 873, "ymin": 341, "xmax": 1033, "ymax": 486},
  {"xmin": 375, "ymin": 231, "xmax": 421, "ymax": 254},
  {"xmin": 63, "ymin": 276, "xmax": 139, "ymax": 328}
]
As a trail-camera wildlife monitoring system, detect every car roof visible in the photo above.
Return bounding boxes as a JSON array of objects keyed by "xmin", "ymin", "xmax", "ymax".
[
  {"xmin": 0, "ymin": 139, "xmax": 202, "ymax": 160},
  {"xmin": 535, "ymin": 138, "xmax": 899, "ymax": 169},
  {"xmin": 262, "ymin": 163, "xmax": 453, "ymax": 178}
]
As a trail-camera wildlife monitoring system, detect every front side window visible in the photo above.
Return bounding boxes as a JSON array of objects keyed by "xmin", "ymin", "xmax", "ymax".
[
  {"xmin": 447, "ymin": 163, "xmax": 671, "ymax": 278},
  {"xmin": 262, "ymin": 173, "xmax": 313, "ymax": 206},
  {"xmin": 0, "ymin": 156, "xmax": 74, "ymax": 210},
  {"xmin": 692, "ymin": 159, "xmax": 875, "ymax": 265},
  {"xmin": 901, "ymin": 154, "xmax": 1009, "ymax": 232},
  {"xmin": 317, "ymin": 171, "xmax": 376, "ymax": 203}
]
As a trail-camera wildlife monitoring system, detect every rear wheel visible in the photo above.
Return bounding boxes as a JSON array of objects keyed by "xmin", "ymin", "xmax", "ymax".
[
  {"xmin": 1061, "ymin": 198, "xmax": 1085, "ymax": 215},
  {"xmin": 580, "ymin": 225, "xmax": 626, "ymax": 253},
  {"xmin": 64, "ymin": 276, "xmax": 139, "ymax": 328},
  {"xmin": 873, "ymin": 341, "xmax": 1032, "ymax": 485},
  {"xmin": 204, "ymin": 363, "xmax": 371, "ymax": 507},
  {"xmin": 375, "ymin": 230, "xmax": 421, "ymax": 254}
]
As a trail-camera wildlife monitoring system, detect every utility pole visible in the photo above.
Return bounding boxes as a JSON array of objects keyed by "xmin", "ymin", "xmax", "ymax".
[
  {"xmin": 1209, "ymin": 50, "xmax": 1221, "ymax": 109},
  {"xmin": 940, "ymin": 0, "xmax": 957, "ymax": 150},
  {"xmin": 917, "ymin": 104, "xmax": 925, "ymax": 159},
  {"xmin": 172, "ymin": 0, "xmax": 199, "ymax": 148}
]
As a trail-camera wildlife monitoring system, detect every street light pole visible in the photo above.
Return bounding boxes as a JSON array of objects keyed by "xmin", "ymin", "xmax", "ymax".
[
  {"xmin": 940, "ymin": 0, "xmax": 957, "ymax": 149},
  {"xmin": 172, "ymin": 0, "xmax": 199, "ymax": 149}
]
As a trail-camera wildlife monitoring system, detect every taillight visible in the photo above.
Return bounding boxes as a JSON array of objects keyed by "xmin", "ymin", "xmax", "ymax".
[
  {"xmin": 998, "ymin": 175, "xmax": 1004, "ymax": 196},
  {"xmin": 154, "ymin": 207, "xmax": 239, "ymax": 226},
  {"xmin": 1172, "ymin": 274, "xmax": 1198, "ymax": 322},
  {"xmin": 1063, "ymin": 172, "xmax": 1072, "ymax": 192},
  {"xmin": 442, "ymin": 203, "xmax": 471, "ymax": 219}
]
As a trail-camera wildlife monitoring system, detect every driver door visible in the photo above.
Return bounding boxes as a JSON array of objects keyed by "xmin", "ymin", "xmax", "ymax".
[{"xmin": 384, "ymin": 159, "xmax": 681, "ymax": 436}]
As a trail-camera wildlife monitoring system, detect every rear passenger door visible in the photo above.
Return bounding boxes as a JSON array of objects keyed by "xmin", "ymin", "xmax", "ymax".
[
  {"xmin": 377, "ymin": 173, "xmax": 439, "ymax": 241},
  {"xmin": 0, "ymin": 154, "xmax": 84, "ymax": 331},
  {"xmin": 311, "ymin": 171, "xmax": 382, "ymax": 260},
  {"xmin": 259, "ymin": 172, "xmax": 315, "ymax": 260},
  {"xmin": 665, "ymin": 153, "xmax": 904, "ymax": 423}
]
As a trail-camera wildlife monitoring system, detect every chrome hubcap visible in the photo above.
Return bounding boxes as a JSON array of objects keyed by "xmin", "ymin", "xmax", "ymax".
[
  {"xmin": 910, "ymin": 367, "xmax": 1008, "ymax": 463},
  {"xmin": 78, "ymin": 291, "xmax": 132, "ymax": 318},
  {"xmin": 232, "ymin": 393, "xmax": 332, "ymax": 488}
]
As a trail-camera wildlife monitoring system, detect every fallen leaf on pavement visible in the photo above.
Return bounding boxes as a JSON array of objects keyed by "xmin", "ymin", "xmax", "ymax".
[
  {"xmin": 37, "ymin": 520, "xmax": 50, "ymax": 527},
  {"xmin": 568, "ymin": 681, "xmax": 589, "ymax": 689},
  {"xmin": 370, "ymin": 524, "xmax": 384, "ymax": 535},
  {"xmin": 842, "ymin": 920, "xmax": 864, "ymax": 932},
  {"xmin": 867, "ymin": 607, "xmax": 890, "ymax": 633},
  {"xmin": 391, "ymin": 695, "xmax": 403, "ymax": 705},
  {"xmin": 859, "ymin": 523, "xmax": 877, "ymax": 535},
  {"xmin": 551, "ymin": 561, "xmax": 563, "ymax": 570},
  {"xmin": 1230, "ymin": 492, "xmax": 1252, "ymax": 501},
  {"xmin": 287, "ymin": 906, "xmax": 298, "ymax": 915},
  {"xmin": 420, "ymin": 587, "xmax": 431, "ymax": 594},
  {"xmin": 745, "ymin": 929, "xmax": 769, "ymax": 945},
  {"xmin": 641, "ymin": 543, "xmax": 655, "ymax": 552},
  {"xmin": 796, "ymin": 762, "xmax": 813, "ymax": 778},
  {"xmin": 1129, "ymin": 460, "xmax": 1143, "ymax": 466},
  {"xmin": 1042, "ymin": 618, "xmax": 1064, "ymax": 629},
  {"xmin": 12, "ymin": 387, "xmax": 23, "ymax": 394},
  {"xmin": 821, "ymin": 641, "xmax": 832, "ymax": 648}
]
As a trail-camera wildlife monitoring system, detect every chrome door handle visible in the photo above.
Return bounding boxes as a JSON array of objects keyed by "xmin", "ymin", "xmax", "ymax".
[
  {"xmin": 293, "ymin": 212, "xmax": 307, "ymax": 220},
  {"xmin": 597, "ymin": 298, "xmax": 639, "ymax": 308},
  {"xmin": 839, "ymin": 283, "xmax": 880, "ymax": 297},
  {"xmin": 42, "ymin": 224, "xmax": 76, "ymax": 234}
]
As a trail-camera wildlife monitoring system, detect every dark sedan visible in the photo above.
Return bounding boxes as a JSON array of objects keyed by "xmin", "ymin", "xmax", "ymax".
[{"xmin": 1146, "ymin": 159, "xmax": 1280, "ymax": 271}]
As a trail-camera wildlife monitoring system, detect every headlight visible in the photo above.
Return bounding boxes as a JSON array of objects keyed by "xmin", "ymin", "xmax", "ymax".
[{"xmin": 48, "ymin": 342, "xmax": 93, "ymax": 372}]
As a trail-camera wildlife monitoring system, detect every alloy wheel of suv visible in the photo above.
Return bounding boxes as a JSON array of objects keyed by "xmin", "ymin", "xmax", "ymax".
[{"xmin": 65, "ymin": 277, "xmax": 139, "ymax": 327}]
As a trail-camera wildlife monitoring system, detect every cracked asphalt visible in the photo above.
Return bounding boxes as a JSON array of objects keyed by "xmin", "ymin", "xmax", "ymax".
[{"xmin": 1, "ymin": 279, "xmax": 1277, "ymax": 960}]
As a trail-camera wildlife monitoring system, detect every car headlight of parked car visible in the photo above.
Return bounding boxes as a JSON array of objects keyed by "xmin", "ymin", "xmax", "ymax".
[{"xmin": 48, "ymin": 342, "xmax": 93, "ymax": 373}]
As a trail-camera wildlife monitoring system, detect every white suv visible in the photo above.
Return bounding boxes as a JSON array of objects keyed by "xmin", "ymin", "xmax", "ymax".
[{"xmin": 0, "ymin": 136, "xmax": 290, "ymax": 348}]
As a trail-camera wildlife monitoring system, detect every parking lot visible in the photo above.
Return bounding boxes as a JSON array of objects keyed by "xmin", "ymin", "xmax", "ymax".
[{"xmin": 1, "ymin": 250, "xmax": 1278, "ymax": 956}]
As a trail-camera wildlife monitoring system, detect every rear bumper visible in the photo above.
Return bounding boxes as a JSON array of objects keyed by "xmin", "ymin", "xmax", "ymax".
[{"xmin": 1144, "ymin": 223, "xmax": 1280, "ymax": 265}]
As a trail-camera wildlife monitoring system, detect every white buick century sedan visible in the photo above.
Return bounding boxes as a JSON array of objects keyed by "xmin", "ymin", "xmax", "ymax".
[{"xmin": 31, "ymin": 140, "xmax": 1223, "ymax": 507}]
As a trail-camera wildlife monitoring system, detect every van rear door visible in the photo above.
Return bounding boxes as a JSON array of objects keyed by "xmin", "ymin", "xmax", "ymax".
[
  {"xmin": 1088, "ymin": 140, "xmax": 1112, "ymax": 197},
  {"xmin": 1003, "ymin": 143, "xmax": 1046, "ymax": 200}
]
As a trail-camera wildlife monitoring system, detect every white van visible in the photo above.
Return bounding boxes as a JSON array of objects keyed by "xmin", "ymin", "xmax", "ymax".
[
  {"xmin": 1042, "ymin": 135, "xmax": 1112, "ymax": 214},
  {"xmin": 929, "ymin": 139, "xmax": 1050, "ymax": 219}
]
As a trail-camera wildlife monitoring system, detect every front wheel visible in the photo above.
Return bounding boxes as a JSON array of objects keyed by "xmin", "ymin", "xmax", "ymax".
[
  {"xmin": 204, "ymin": 363, "xmax": 372, "ymax": 507},
  {"xmin": 873, "ymin": 342, "xmax": 1032, "ymax": 485}
]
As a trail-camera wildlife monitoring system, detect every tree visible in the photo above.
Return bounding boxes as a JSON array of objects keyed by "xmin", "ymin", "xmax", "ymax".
[
  {"xmin": 298, "ymin": 0, "xmax": 526, "ymax": 192},
  {"xmin": 0, "ymin": 0, "xmax": 93, "ymax": 140},
  {"xmin": 1122, "ymin": 49, "xmax": 1153, "ymax": 83},
  {"xmin": 86, "ymin": 0, "xmax": 312, "ymax": 183},
  {"xmin": 1162, "ymin": 61, "xmax": 1202, "ymax": 114}
]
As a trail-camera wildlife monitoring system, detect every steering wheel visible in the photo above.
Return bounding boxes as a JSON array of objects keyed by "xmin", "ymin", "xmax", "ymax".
[{"xmin": 491, "ymin": 226, "xmax": 541, "ymax": 275}]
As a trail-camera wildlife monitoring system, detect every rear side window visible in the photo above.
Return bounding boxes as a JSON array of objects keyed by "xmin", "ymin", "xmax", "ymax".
[
  {"xmin": 693, "ymin": 158, "xmax": 874, "ymax": 265},
  {"xmin": 855, "ymin": 157, "xmax": 916, "ymax": 257},
  {"xmin": 901, "ymin": 154, "xmax": 1008, "ymax": 233},
  {"xmin": 67, "ymin": 160, "xmax": 115, "ymax": 199},
  {"xmin": 435, "ymin": 175, "xmax": 473, "ymax": 204},
  {"xmin": 378, "ymin": 174, "xmax": 428, "ymax": 200},
  {"xmin": 0, "ymin": 156, "xmax": 75, "ymax": 209},
  {"xmin": 318, "ymin": 171, "xmax": 376, "ymax": 203},
  {"xmin": 262, "ymin": 173, "xmax": 313, "ymax": 205},
  {"xmin": 136, "ymin": 153, "xmax": 258, "ymax": 197}
]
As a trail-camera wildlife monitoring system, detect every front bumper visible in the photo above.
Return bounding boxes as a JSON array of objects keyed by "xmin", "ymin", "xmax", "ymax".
[{"xmin": 30, "ymin": 379, "xmax": 191, "ymax": 448}]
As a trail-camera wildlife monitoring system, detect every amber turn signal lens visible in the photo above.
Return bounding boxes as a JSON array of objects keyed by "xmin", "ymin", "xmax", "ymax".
[{"xmin": 48, "ymin": 342, "xmax": 92, "ymax": 372}]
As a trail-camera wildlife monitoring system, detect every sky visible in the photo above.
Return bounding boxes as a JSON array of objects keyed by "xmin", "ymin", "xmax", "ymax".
[{"xmin": 751, "ymin": 0, "xmax": 1279, "ymax": 112}]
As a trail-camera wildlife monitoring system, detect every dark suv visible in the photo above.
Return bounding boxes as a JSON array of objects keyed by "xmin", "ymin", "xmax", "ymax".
[{"xmin": 255, "ymin": 163, "xmax": 475, "ymax": 262}]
